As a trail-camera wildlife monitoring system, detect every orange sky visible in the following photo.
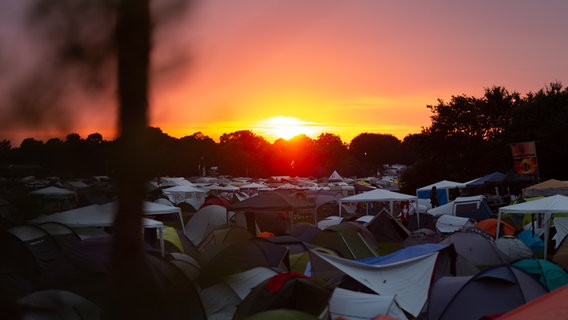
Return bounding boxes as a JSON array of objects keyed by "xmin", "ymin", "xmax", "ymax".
[{"xmin": 1, "ymin": 1, "xmax": 568, "ymax": 145}]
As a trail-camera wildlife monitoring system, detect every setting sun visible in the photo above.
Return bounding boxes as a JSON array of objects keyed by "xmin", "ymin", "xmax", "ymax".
[{"xmin": 254, "ymin": 116, "xmax": 321, "ymax": 141}]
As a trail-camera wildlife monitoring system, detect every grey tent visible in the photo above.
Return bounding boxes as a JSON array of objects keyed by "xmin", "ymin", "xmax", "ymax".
[
  {"xmin": 438, "ymin": 229, "xmax": 510, "ymax": 275},
  {"xmin": 427, "ymin": 264, "xmax": 548, "ymax": 320}
]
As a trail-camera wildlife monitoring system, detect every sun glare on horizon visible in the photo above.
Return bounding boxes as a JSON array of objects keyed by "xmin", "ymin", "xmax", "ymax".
[{"xmin": 254, "ymin": 116, "xmax": 321, "ymax": 141}]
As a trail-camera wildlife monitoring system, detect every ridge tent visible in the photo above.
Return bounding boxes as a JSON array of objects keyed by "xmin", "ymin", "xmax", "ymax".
[
  {"xmin": 427, "ymin": 265, "xmax": 548, "ymax": 320},
  {"xmin": 328, "ymin": 170, "xmax": 344, "ymax": 182},
  {"xmin": 357, "ymin": 211, "xmax": 410, "ymax": 255},
  {"xmin": 309, "ymin": 222, "xmax": 378, "ymax": 259}
]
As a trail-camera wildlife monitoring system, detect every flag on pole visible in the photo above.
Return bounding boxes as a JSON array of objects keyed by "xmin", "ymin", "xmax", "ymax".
[{"xmin": 510, "ymin": 141, "xmax": 538, "ymax": 175}]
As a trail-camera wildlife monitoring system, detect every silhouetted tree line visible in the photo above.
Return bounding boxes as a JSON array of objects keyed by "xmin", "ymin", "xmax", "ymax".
[{"xmin": 1, "ymin": 82, "xmax": 568, "ymax": 193}]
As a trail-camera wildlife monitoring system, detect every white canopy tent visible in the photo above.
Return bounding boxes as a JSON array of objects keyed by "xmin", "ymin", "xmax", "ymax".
[
  {"xmin": 497, "ymin": 194, "xmax": 568, "ymax": 259},
  {"xmin": 339, "ymin": 189, "xmax": 416, "ymax": 215},
  {"xmin": 30, "ymin": 201, "xmax": 180, "ymax": 257}
]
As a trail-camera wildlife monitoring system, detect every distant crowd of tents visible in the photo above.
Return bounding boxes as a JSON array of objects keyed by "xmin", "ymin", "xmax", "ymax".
[{"xmin": 2, "ymin": 171, "xmax": 568, "ymax": 319}]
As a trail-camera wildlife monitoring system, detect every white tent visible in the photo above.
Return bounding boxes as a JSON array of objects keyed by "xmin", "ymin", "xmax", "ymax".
[
  {"xmin": 28, "ymin": 186, "xmax": 76, "ymax": 196},
  {"xmin": 427, "ymin": 195, "xmax": 486, "ymax": 217},
  {"xmin": 200, "ymin": 267, "xmax": 278, "ymax": 319},
  {"xmin": 497, "ymin": 194, "xmax": 568, "ymax": 259},
  {"xmin": 309, "ymin": 249, "xmax": 439, "ymax": 317},
  {"xmin": 328, "ymin": 170, "xmax": 344, "ymax": 182},
  {"xmin": 328, "ymin": 287, "xmax": 408, "ymax": 320},
  {"xmin": 435, "ymin": 215, "xmax": 474, "ymax": 233},
  {"xmin": 31, "ymin": 201, "xmax": 172, "ymax": 256},
  {"xmin": 162, "ymin": 185, "xmax": 206, "ymax": 206},
  {"xmin": 339, "ymin": 189, "xmax": 416, "ymax": 216},
  {"xmin": 184, "ymin": 205, "xmax": 230, "ymax": 246}
]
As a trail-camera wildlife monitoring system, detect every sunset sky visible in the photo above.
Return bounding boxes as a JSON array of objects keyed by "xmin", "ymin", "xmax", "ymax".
[{"xmin": 1, "ymin": 0, "xmax": 568, "ymax": 146}]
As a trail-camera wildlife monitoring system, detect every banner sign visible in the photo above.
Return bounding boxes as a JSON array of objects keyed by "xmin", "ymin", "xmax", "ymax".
[{"xmin": 510, "ymin": 141, "xmax": 538, "ymax": 175}]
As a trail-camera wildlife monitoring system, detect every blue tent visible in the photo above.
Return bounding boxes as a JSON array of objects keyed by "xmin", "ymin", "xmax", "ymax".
[{"xmin": 466, "ymin": 172, "xmax": 505, "ymax": 189}]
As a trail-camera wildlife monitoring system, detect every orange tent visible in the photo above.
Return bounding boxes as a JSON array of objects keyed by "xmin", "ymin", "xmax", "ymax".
[
  {"xmin": 475, "ymin": 218, "xmax": 516, "ymax": 238},
  {"xmin": 497, "ymin": 283, "xmax": 568, "ymax": 319}
]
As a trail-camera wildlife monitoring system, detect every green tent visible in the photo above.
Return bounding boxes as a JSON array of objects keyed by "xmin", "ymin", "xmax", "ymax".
[{"xmin": 513, "ymin": 258, "xmax": 568, "ymax": 291}]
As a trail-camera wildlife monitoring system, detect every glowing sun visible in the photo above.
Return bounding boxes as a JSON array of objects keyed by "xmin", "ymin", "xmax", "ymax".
[{"xmin": 255, "ymin": 116, "xmax": 318, "ymax": 141}]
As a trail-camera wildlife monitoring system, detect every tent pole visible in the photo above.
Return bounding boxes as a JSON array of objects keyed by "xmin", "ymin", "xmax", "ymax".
[
  {"xmin": 415, "ymin": 200, "xmax": 420, "ymax": 226},
  {"xmin": 544, "ymin": 213, "xmax": 550, "ymax": 260},
  {"xmin": 496, "ymin": 211, "xmax": 502, "ymax": 240}
]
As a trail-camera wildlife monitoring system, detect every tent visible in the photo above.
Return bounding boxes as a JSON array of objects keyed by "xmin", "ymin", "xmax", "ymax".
[
  {"xmin": 308, "ymin": 244, "xmax": 446, "ymax": 317},
  {"xmin": 358, "ymin": 211, "xmax": 410, "ymax": 255},
  {"xmin": 464, "ymin": 171, "xmax": 505, "ymax": 194},
  {"xmin": 327, "ymin": 287, "xmax": 408, "ymax": 320},
  {"xmin": 401, "ymin": 228, "xmax": 441, "ymax": 248},
  {"xmin": 16, "ymin": 289, "xmax": 102, "ymax": 320},
  {"xmin": 435, "ymin": 215, "xmax": 474, "ymax": 234},
  {"xmin": 497, "ymin": 194, "xmax": 568, "ymax": 259},
  {"xmin": 309, "ymin": 222, "xmax": 378, "ymax": 259},
  {"xmin": 184, "ymin": 204, "xmax": 230, "ymax": 247},
  {"xmin": 199, "ymin": 238, "xmax": 289, "ymax": 288},
  {"xmin": 232, "ymin": 272, "xmax": 331, "ymax": 320},
  {"xmin": 523, "ymin": 178, "xmax": 568, "ymax": 198},
  {"xmin": 513, "ymin": 259, "xmax": 568, "ymax": 291},
  {"xmin": 416, "ymin": 180, "xmax": 466, "ymax": 206},
  {"xmin": 228, "ymin": 191, "xmax": 316, "ymax": 234},
  {"xmin": 497, "ymin": 279, "xmax": 568, "ymax": 319},
  {"xmin": 199, "ymin": 266, "xmax": 278, "ymax": 319},
  {"xmin": 338, "ymin": 189, "xmax": 416, "ymax": 221},
  {"xmin": 328, "ymin": 170, "xmax": 344, "ymax": 182},
  {"xmin": 28, "ymin": 186, "xmax": 78, "ymax": 214},
  {"xmin": 438, "ymin": 229, "xmax": 510, "ymax": 275},
  {"xmin": 0, "ymin": 224, "xmax": 64, "ymax": 283},
  {"xmin": 495, "ymin": 236, "xmax": 534, "ymax": 261},
  {"xmin": 38, "ymin": 236, "xmax": 207, "ymax": 318},
  {"xmin": 475, "ymin": 218, "xmax": 517, "ymax": 239},
  {"xmin": 30, "ymin": 202, "xmax": 168, "ymax": 256},
  {"xmin": 427, "ymin": 195, "xmax": 493, "ymax": 221},
  {"xmin": 427, "ymin": 264, "xmax": 548, "ymax": 320}
]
